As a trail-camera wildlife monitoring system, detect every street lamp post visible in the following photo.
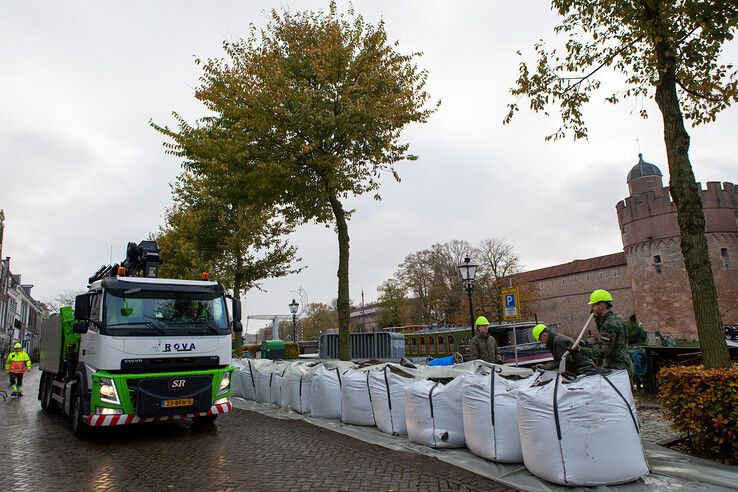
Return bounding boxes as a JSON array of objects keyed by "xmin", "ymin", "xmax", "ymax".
[
  {"xmin": 289, "ymin": 298, "xmax": 299, "ymax": 343},
  {"xmin": 457, "ymin": 256, "xmax": 479, "ymax": 339}
]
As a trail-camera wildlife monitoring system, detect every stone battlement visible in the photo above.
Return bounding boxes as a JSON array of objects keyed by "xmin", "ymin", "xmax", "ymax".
[{"xmin": 617, "ymin": 181, "xmax": 738, "ymax": 247}]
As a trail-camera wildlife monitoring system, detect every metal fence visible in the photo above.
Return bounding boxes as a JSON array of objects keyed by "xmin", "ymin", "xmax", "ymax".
[{"xmin": 318, "ymin": 332, "xmax": 405, "ymax": 360}]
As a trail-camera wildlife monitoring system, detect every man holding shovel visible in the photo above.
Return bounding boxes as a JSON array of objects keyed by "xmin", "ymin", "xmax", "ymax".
[
  {"xmin": 532, "ymin": 324, "xmax": 597, "ymax": 376},
  {"xmin": 580, "ymin": 289, "xmax": 634, "ymax": 377}
]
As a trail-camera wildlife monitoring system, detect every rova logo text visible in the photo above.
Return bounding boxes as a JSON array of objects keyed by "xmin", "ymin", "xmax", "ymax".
[{"xmin": 163, "ymin": 343, "xmax": 196, "ymax": 352}]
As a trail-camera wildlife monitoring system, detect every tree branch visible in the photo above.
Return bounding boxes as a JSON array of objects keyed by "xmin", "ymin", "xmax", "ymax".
[{"xmin": 676, "ymin": 78, "xmax": 722, "ymax": 102}]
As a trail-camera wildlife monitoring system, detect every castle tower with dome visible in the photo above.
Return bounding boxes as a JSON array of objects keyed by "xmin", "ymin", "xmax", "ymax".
[{"xmin": 616, "ymin": 154, "xmax": 738, "ymax": 338}]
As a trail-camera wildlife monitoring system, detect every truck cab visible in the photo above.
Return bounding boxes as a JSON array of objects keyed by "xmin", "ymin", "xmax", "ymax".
[{"xmin": 38, "ymin": 241, "xmax": 241, "ymax": 437}]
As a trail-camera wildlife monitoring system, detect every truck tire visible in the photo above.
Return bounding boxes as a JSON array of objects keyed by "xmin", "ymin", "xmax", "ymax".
[
  {"xmin": 40, "ymin": 373, "xmax": 57, "ymax": 413},
  {"xmin": 71, "ymin": 384, "xmax": 90, "ymax": 438},
  {"xmin": 192, "ymin": 415, "xmax": 217, "ymax": 427}
]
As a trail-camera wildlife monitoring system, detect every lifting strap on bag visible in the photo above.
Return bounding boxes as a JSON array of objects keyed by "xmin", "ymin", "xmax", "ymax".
[
  {"xmin": 428, "ymin": 382, "xmax": 439, "ymax": 447},
  {"xmin": 247, "ymin": 360, "xmax": 255, "ymax": 389},
  {"xmin": 553, "ymin": 374, "xmax": 562, "ymax": 441},
  {"xmin": 601, "ymin": 373, "xmax": 640, "ymax": 434},
  {"xmin": 489, "ymin": 371, "xmax": 496, "ymax": 428}
]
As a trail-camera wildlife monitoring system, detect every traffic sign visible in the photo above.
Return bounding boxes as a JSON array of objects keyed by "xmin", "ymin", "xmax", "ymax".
[{"xmin": 501, "ymin": 287, "xmax": 521, "ymax": 321}]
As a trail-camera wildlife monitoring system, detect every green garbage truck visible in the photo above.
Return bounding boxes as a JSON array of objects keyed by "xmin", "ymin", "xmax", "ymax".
[{"xmin": 38, "ymin": 240, "xmax": 243, "ymax": 437}]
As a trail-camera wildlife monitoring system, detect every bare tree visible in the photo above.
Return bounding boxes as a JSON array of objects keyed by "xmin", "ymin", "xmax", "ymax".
[{"xmin": 46, "ymin": 288, "xmax": 86, "ymax": 314}]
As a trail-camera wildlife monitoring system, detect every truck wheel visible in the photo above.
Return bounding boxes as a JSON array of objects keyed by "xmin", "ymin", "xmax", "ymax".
[
  {"xmin": 41, "ymin": 373, "xmax": 58, "ymax": 414},
  {"xmin": 192, "ymin": 415, "xmax": 217, "ymax": 427},
  {"xmin": 71, "ymin": 386, "xmax": 89, "ymax": 438},
  {"xmin": 38, "ymin": 372, "xmax": 46, "ymax": 403},
  {"xmin": 40, "ymin": 373, "xmax": 49, "ymax": 410}
]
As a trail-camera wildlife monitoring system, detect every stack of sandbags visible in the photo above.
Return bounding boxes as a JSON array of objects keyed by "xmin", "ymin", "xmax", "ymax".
[
  {"xmin": 341, "ymin": 368, "xmax": 376, "ymax": 426},
  {"xmin": 254, "ymin": 361, "xmax": 289, "ymax": 404},
  {"xmin": 517, "ymin": 370, "xmax": 649, "ymax": 486},
  {"xmin": 462, "ymin": 368, "xmax": 529, "ymax": 463},
  {"xmin": 283, "ymin": 362, "xmax": 321, "ymax": 414},
  {"xmin": 232, "ymin": 358, "xmax": 266, "ymax": 401},
  {"xmin": 310, "ymin": 364, "xmax": 346, "ymax": 419},
  {"xmin": 368, "ymin": 365, "xmax": 416, "ymax": 436},
  {"xmin": 405, "ymin": 376, "xmax": 466, "ymax": 448}
]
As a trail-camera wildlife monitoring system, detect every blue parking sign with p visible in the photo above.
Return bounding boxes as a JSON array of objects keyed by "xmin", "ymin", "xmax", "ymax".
[{"xmin": 501, "ymin": 287, "xmax": 520, "ymax": 321}]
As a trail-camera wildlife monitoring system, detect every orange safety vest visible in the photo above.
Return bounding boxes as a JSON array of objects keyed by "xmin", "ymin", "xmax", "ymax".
[
  {"xmin": 6, "ymin": 351, "xmax": 30, "ymax": 374},
  {"xmin": 9, "ymin": 360, "xmax": 27, "ymax": 374}
]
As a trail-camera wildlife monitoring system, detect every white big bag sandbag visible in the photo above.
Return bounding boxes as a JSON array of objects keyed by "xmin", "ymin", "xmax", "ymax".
[
  {"xmin": 462, "ymin": 369, "xmax": 528, "ymax": 463},
  {"xmin": 369, "ymin": 366, "xmax": 415, "ymax": 436},
  {"xmin": 517, "ymin": 370, "xmax": 649, "ymax": 486},
  {"xmin": 242, "ymin": 359, "xmax": 261, "ymax": 400},
  {"xmin": 269, "ymin": 365, "xmax": 290, "ymax": 405},
  {"xmin": 341, "ymin": 369, "xmax": 375, "ymax": 426},
  {"xmin": 310, "ymin": 365, "xmax": 344, "ymax": 419},
  {"xmin": 405, "ymin": 376, "xmax": 465, "ymax": 448},
  {"xmin": 285, "ymin": 363, "xmax": 318, "ymax": 414},
  {"xmin": 254, "ymin": 361, "xmax": 287, "ymax": 404},
  {"xmin": 230, "ymin": 359, "xmax": 246, "ymax": 398},
  {"xmin": 278, "ymin": 363, "xmax": 297, "ymax": 408}
]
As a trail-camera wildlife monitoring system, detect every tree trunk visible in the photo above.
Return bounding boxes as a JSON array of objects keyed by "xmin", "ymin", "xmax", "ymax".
[
  {"xmin": 233, "ymin": 263, "xmax": 243, "ymax": 355},
  {"xmin": 653, "ymin": 47, "xmax": 730, "ymax": 368},
  {"xmin": 329, "ymin": 194, "xmax": 351, "ymax": 361}
]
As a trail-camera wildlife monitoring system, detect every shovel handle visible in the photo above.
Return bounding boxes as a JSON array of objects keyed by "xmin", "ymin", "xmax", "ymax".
[{"xmin": 558, "ymin": 313, "xmax": 595, "ymax": 374}]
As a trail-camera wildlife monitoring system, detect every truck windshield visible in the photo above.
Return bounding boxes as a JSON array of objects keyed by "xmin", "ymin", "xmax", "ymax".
[{"xmin": 104, "ymin": 291, "xmax": 229, "ymax": 335}]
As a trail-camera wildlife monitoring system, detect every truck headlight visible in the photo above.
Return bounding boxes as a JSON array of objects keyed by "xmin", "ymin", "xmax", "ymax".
[
  {"xmin": 99, "ymin": 377, "xmax": 120, "ymax": 405},
  {"xmin": 218, "ymin": 372, "xmax": 231, "ymax": 395}
]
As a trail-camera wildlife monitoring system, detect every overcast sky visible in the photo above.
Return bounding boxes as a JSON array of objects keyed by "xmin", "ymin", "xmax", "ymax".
[{"xmin": 1, "ymin": 1, "xmax": 737, "ymax": 332}]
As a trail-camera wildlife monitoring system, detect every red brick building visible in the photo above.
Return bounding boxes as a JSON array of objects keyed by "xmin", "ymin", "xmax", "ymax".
[{"xmin": 519, "ymin": 155, "xmax": 738, "ymax": 340}]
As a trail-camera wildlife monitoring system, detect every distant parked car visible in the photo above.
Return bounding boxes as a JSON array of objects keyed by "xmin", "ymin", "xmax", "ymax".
[{"xmin": 725, "ymin": 325, "xmax": 738, "ymax": 341}]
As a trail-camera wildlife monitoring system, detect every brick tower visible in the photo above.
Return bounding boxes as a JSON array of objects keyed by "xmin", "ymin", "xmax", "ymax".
[{"xmin": 616, "ymin": 154, "xmax": 738, "ymax": 339}]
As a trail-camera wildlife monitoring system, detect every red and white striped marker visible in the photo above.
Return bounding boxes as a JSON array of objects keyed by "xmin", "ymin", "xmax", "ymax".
[{"xmin": 87, "ymin": 402, "xmax": 231, "ymax": 427}]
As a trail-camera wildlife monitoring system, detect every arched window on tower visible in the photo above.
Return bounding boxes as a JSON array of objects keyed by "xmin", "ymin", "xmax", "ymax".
[{"xmin": 653, "ymin": 255, "xmax": 662, "ymax": 274}]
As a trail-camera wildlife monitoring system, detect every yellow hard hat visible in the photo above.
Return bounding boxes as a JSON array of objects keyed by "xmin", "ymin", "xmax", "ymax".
[
  {"xmin": 532, "ymin": 324, "xmax": 548, "ymax": 342},
  {"xmin": 588, "ymin": 289, "xmax": 613, "ymax": 305},
  {"xmin": 13, "ymin": 342, "xmax": 22, "ymax": 349},
  {"xmin": 475, "ymin": 316, "xmax": 489, "ymax": 326}
]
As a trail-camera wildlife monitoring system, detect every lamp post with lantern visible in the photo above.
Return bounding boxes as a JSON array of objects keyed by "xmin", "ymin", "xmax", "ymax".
[
  {"xmin": 289, "ymin": 298, "xmax": 299, "ymax": 343},
  {"xmin": 457, "ymin": 256, "xmax": 479, "ymax": 339}
]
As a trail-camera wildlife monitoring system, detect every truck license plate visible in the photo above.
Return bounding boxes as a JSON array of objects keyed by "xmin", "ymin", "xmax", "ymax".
[{"xmin": 163, "ymin": 398, "xmax": 193, "ymax": 408}]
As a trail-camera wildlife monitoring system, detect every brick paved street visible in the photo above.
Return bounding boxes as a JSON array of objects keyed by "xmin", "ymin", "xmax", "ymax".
[{"xmin": 0, "ymin": 369, "xmax": 511, "ymax": 491}]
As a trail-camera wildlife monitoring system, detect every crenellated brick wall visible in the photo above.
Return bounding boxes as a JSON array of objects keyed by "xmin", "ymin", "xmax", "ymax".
[{"xmin": 617, "ymin": 174, "xmax": 738, "ymax": 339}]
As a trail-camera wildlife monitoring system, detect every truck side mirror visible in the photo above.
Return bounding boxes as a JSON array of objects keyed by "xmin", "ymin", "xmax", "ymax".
[
  {"xmin": 74, "ymin": 294, "xmax": 90, "ymax": 320},
  {"xmin": 232, "ymin": 320, "xmax": 243, "ymax": 333},
  {"xmin": 73, "ymin": 321, "xmax": 89, "ymax": 334},
  {"xmin": 231, "ymin": 296, "xmax": 242, "ymax": 322}
]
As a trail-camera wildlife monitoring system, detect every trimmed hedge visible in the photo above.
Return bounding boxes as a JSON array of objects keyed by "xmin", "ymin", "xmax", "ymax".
[
  {"xmin": 658, "ymin": 364, "xmax": 738, "ymax": 464},
  {"xmin": 284, "ymin": 342, "xmax": 299, "ymax": 360},
  {"xmin": 241, "ymin": 344, "xmax": 260, "ymax": 357},
  {"xmin": 236, "ymin": 343, "xmax": 299, "ymax": 359}
]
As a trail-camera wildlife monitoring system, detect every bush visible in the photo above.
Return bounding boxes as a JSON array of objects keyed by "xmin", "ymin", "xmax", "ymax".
[
  {"xmin": 241, "ymin": 344, "xmax": 260, "ymax": 357},
  {"xmin": 284, "ymin": 342, "xmax": 299, "ymax": 360},
  {"xmin": 658, "ymin": 364, "xmax": 738, "ymax": 464},
  {"xmin": 625, "ymin": 321, "xmax": 647, "ymax": 345}
]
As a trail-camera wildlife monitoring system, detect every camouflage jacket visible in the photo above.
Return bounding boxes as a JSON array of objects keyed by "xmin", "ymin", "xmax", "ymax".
[
  {"xmin": 469, "ymin": 334, "xmax": 503, "ymax": 364},
  {"xmin": 580, "ymin": 311, "xmax": 634, "ymax": 377},
  {"xmin": 541, "ymin": 333, "xmax": 597, "ymax": 376}
]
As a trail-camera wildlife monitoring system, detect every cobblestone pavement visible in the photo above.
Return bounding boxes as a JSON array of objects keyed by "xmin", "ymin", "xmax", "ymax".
[
  {"xmin": 634, "ymin": 392, "xmax": 682, "ymax": 445},
  {"xmin": 0, "ymin": 369, "xmax": 511, "ymax": 491}
]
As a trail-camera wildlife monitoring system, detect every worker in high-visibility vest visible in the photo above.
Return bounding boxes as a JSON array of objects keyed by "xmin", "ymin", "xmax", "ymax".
[{"xmin": 5, "ymin": 342, "xmax": 31, "ymax": 397}]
